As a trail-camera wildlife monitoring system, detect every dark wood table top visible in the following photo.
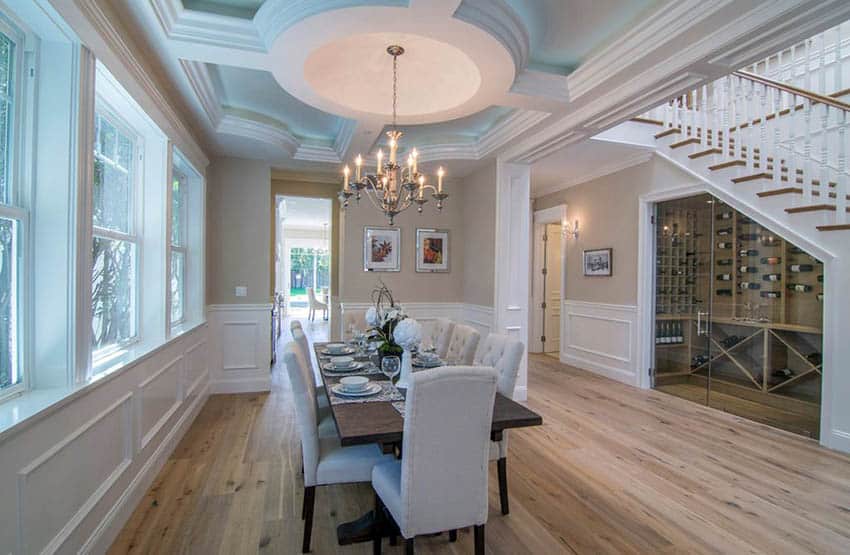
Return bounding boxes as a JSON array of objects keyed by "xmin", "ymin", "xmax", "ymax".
[{"xmin": 314, "ymin": 342, "xmax": 543, "ymax": 447}]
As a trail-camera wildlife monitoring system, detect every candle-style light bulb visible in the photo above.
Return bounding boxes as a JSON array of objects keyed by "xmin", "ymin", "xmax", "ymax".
[
  {"xmin": 407, "ymin": 154, "xmax": 414, "ymax": 178},
  {"xmin": 389, "ymin": 138, "xmax": 398, "ymax": 165},
  {"xmin": 355, "ymin": 154, "xmax": 362, "ymax": 181},
  {"xmin": 343, "ymin": 165, "xmax": 350, "ymax": 191},
  {"xmin": 437, "ymin": 166, "xmax": 445, "ymax": 193},
  {"xmin": 376, "ymin": 149, "xmax": 383, "ymax": 176},
  {"xmin": 411, "ymin": 148, "xmax": 418, "ymax": 174}
]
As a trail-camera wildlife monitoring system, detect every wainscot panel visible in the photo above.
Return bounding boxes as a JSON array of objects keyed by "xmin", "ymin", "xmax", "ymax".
[{"xmin": 208, "ymin": 304, "xmax": 272, "ymax": 394}]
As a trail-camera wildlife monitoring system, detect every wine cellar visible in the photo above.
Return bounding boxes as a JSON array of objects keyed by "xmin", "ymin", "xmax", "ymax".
[{"xmin": 653, "ymin": 193, "xmax": 823, "ymax": 439}]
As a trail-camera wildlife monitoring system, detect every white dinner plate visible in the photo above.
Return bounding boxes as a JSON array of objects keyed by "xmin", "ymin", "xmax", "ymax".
[
  {"xmin": 330, "ymin": 382, "xmax": 382, "ymax": 398},
  {"xmin": 321, "ymin": 346, "xmax": 356, "ymax": 356},
  {"xmin": 322, "ymin": 361, "xmax": 366, "ymax": 373},
  {"xmin": 413, "ymin": 358, "xmax": 442, "ymax": 368}
]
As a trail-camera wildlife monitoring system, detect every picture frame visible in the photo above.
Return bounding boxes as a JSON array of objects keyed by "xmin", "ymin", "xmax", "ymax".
[
  {"xmin": 583, "ymin": 248, "xmax": 612, "ymax": 277},
  {"xmin": 364, "ymin": 226, "xmax": 401, "ymax": 272},
  {"xmin": 416, "ymin": 228, "xmax": 449, "ymax": 273}
]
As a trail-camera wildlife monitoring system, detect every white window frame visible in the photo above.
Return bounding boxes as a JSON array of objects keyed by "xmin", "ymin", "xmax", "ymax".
[
  {"xmin": 0, "ymin": 14, "xmax": 28, "ymax": 402},
  {"xmin": 90, "ymin": 103, "xmax": 143, "ymax": 361},
  {"xmin": 169, "ymin": 161, "xmax": 187, "ymax": 327}
]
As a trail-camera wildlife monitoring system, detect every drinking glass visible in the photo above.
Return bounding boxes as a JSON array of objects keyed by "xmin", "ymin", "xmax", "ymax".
[{"xmin": 381, "ymin": 356, "xmax": 401, "ymax": 386}]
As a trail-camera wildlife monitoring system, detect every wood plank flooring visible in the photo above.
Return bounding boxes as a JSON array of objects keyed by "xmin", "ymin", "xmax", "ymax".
[{"xmin": 109, "ymin": 347, "xmax": 850, "ymax": 554}]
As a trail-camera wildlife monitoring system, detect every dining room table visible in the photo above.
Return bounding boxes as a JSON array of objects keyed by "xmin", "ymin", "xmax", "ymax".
[{"xmin": 312, "ymin": 340, "xmax": 544, "ymax": 546}]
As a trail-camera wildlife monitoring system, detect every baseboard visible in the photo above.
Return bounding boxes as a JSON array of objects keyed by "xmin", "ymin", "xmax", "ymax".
[
  {"xmin": 561, "ymin": 352, "xmax": 638, "ymax": 386},
  {"xmin": 210, "ymin": 375, "xmax": 271, "ymax": 394},
  {"xmin": 827, "ymin": 429, "xmax": 850, "ymax": 453},
  {"xmin": 81, "ymin": 384, "xmax": 210, "ymax": 553},
  {"xmin": 512, "ymin": 385, "xmax": 528, "ymax": 402}
]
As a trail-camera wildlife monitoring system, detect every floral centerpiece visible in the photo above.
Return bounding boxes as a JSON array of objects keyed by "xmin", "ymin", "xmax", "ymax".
[{"xmin": 365, "ymin": 282, "xmax": 422, "ymax": 387}]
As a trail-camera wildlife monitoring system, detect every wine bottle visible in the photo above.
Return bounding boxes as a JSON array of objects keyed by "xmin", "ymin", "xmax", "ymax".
[
  {"xmin": 762, "ymin": 273, "xmax": 781, "ymax": 281},
  {"xmin": 788, "ymin": 245, "xmax": 805, "ymax": 254},
  {"xmin": 738, "ymin": 233, "xmax": 760, "ymax": 241},
  {"xmin": 717, "ymin": 259, "xmax": 733, "ymax": 266},
  {"xmin": 789, "ymin": 264, "xmax": 814, "ymax": 272},
  {"xmin": 716, "ymin": 227, "xmax": 733, "ymax": 236},
  {"xmin": 717, "ymin": 211, "xmax": 733, "ymax": 220},
  {"xmin": 788, "ymin": 283, "xmax": 813, "ymax": 292},
  {"xmin": 717, "ymin": 242, "xmax": 732, "ymax": 249},
  {"xmin": 739, "ymin": 266, "xmax": 758, "ymax": 273},
  {"xmin": 817, "ymin": 293, "xmax": 824, "ymax": 302},
  {"xmin": 675, "ymin": 321, "xmax": 684, "ymax": 344},
  {"xmin": 761, "ymin": 236, "xmax": 781, "ymax": 246},
  {"xmin": 738, "ymin": 215, "xmax": 754, "ymax": 224},
  {"xmin": 655, "ymin": 322, "xmax": 660, "ymax": 345},
  {"xmin": 760, "ymin": 256, "xmax": 781, "ymax": 265},
  {"xmin": 817, "ymin": 274, "xmax": 824, "ymax": 283},
  {"xmin": 716, "ymin": 289, "xmax": 733, "ymax": 296},
  {"xmin": 739, "ymin": 249, "xmax": 759, "ymax": 257},
  {"xmin": 739, "ymin": 282, "xmax": 761, "ymax": 290},
  {"xmin": 761, "ymin": 291, "xmax": 781, "ymax": 299},
  {"xmin": 717, "ymin": 273, "xmax": 732, "ymax": 281}
]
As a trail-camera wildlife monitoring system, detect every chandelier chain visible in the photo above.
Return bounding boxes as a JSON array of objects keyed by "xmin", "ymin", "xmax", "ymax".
[{"xmin": 392, "ymin": 53, "xmax": 398, "ymax": 129}]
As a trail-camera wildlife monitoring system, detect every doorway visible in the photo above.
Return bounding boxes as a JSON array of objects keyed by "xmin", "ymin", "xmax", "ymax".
[
  {"xmin": 651, "ymin": 193, "xmax": 823, "ymax": 439},
  {"xmin": 275, "ymin": 196, "xmax": 332, "ymax": 324},
  {"xmin": 531, "ymin": 205, "xmax": 566, "ymax": 355}
]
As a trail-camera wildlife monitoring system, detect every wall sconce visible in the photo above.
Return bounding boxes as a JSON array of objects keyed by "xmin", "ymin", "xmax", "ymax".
[{"xmin": 562, "ymin": 219, "xmax": 579, "ymax": 240}]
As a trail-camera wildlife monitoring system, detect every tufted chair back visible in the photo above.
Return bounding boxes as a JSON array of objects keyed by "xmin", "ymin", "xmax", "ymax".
[
  {"xmin": 341, "ymin": 309, "xmax": 368, "ymax": 340},
  {"xmin": 291, "ymin": 325, "xmax": 323, "ymax": 407},
  {"xmin": 424, "ymin": 318, "xmax": 455, "ymax": 359},
  {"xmin": 445, "ymin": 324, "xmax": 480, "ymax": 365},
  {"xmin": 473, "ymin": 334, "xmax": 525, "ymax": 398},
  {"xmin": 283, "ymin": 342, "xmax": 320, "ymax": 486}
]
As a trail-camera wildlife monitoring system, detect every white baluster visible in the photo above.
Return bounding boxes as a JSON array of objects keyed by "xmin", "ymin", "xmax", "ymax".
[
  {"xmin": 806, "ymin": 39, "xmax": 813, "ymax": 93},
  {"xmin": 733, "ymin": 76, "xmax": 741, "ymax": 161},
  {"xmin": 803, "ymin": 99, "xmax": 813, "ymax": 203},
  {"xmin": 723, "ymin": 76, "xmax": 731, "ymax": 154},
  {"xmin": 835, "ymin": 25, "xmax": 843, "ymax": 94},
  {"xmin": 758, "ymin": 84, "xmax": 768, "ymax": 173},
  {"xmin": 746, "ymin": 80, "xmax": 755, "ymax": 170},
  {"xmin": 773, "ymin": 85, "xmax": 782, "ymax": 188},
  {"xmin": 838, "ymin": 110, "xmax": 847, "ymax": 223},
  {"xmin": 701, "ymin": 84, "xmax": 709, "ymax": 148},
  {"xmin": 819, "ymin": 32, "xmax": 827, "ymax": 95},
  {"xmin": 821, "ymin": 104, "xmax": 830, "ymax": 199}
]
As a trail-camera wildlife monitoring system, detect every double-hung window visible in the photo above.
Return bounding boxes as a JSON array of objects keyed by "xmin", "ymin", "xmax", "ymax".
[
  {"xmin": 170, "ymin": 164, "xmax": 188, "ymax": 326},
  {"xmin": 0, "ymin": 25, "xmax": 22, "ymax": 396},
  {"xmin": 91, "ymin": 110, "xmax": 139, "ymax": 354}
]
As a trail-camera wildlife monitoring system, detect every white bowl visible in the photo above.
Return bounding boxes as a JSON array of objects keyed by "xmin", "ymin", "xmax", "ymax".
[
  {"xmin": 331, "ymin": 356, "xmax": 355, "ymax": 368},
  {"xmin": 326, "ymin": 343, "xmax": 347, "ymax": 354},
  {"xmin": 339, "ymin": 376, "xmax": 369, "ymax": 392}
]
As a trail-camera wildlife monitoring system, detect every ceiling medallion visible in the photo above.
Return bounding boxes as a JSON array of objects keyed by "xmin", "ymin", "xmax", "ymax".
[{"xmin": 338, "ymin": 45, "xmax": 448, "ymax": 226}]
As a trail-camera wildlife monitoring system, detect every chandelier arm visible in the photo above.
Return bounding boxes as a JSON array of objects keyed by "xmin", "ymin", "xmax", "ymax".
[{"xmin": 361, "ymin": 181, "xmax": 386, "ymax": 213}]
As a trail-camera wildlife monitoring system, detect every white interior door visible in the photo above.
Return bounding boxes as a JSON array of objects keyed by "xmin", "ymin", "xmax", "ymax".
[{"xmin": 544, "ymin": 223, "xmax": 562, "ymax": 353}]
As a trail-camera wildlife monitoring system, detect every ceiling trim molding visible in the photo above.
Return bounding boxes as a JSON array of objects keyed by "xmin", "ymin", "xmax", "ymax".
[
  {"xmin": 75, "ymin": 0, "xmax": 209, "ymax": 168},
  {"xmin": 566, "ymin": 0, "xmax": 729, "ymax": 101},
  {"xmin": 255, "ymin": 0, "xmax": 409, "ymax": 47},
  {"xmin": 533, "ymin": 151, "xmax": 653, "ymax": 199},
  {"xmin": 333, "ymin": 119, "xmax": 357, "ymax": 160},
  {"xmin": 509, "ymin": 69, "xmax": 570, "ymax": 103},
  {"xmin": 217, "ymin": 110, "xmax": 299, "ymax": 156},
  {"xmin": 271, "ymin": 169, "xmax": 340, "ymax": 184},
  {"xmin": 453, "ymin": 0, "xmax": 529, "ymax": 72},
  {"xmin": 294, "ymin": 141, "xmax": 342, "ymax": 163},
  {"xmin": 179, "ymin": 59, "xmax": 222, "ymax": 126},
  {"xmin": 149, "ymin": 0, "xmax": 266, "ymax": 51}
]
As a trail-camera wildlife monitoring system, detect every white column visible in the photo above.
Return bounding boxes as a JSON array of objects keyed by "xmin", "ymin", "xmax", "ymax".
[{"xmin": 494, "ymin": 160, "xmax": 531, "ymax": 401}]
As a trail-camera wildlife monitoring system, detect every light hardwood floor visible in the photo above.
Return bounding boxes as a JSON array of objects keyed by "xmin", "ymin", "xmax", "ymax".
[{"xmin": 109, "ymin": 345, "xmax": 850, "ymax": 554}]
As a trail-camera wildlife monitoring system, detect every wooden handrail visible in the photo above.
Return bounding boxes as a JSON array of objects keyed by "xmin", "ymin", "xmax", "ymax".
[{"xmin": 733, "ymin": 70, "xmax": 850, "ymax": 112}]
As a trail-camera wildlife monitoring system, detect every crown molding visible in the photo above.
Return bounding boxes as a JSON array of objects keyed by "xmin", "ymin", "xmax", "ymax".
[
  {"xmin": 217, "ymin": 110, "xmax": 299, "ymax": 156},
  {"xmin": 294, "ymin": 141, "xmax": 342, "ymax": 164},
  {"xmin": 333, "ymin": 119, "xmax": 357, "ymax": 160},
  {"xmin": 566, "ymin": 0, "xmax": 727, "ymax": 101},
  {"xmin": 532, "ymin": 151, "xmax": 653, "ymax": 199},
  {"xmin": 179, "ymin": 59, "xmax": 222, "ymax": 126},
  {"xmin": 149, "ymin": 0, "xmax": 265, "ymax": 51},
  {"xmin": 509, "ymin": 69, "xmax": 570, "ymax": 103},
  {"xmin": 453, "ymin": 0, "xmax": 529, "ymax": 72},
  {"xmin": 74, "ymin": 0, "xmax": 209, "ymax": 168}
]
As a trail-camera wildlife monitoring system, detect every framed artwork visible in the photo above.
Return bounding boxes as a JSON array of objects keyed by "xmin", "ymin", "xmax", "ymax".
[
  {"xmin": 416, "ymin": 228, "xmax": 449, "ymax": 273},
  {"xmin": 364, "ymin": 226, "xmax": 401, "ymax": 272},
  {"xmin": 583, "ymin": 248, "xmax": 612, "ymax": 277}
]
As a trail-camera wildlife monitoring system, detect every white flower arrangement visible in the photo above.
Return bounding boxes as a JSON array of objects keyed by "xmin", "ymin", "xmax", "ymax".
[{"xmin": 393, "ymin": 318, "xmax": 422, "ymax": 350}]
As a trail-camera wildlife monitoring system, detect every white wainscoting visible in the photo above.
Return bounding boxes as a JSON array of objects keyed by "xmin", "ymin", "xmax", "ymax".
[
  {"xmin": 561, "ymin": 300, "xmax": 639, "ymax": 387},
  {"xmin": 208, "ymin": 304, "xmax": 272, "ymax": 394},
  {"xmin": 0, "ymin": 324, "xmax": 209, "ymax": 554}
]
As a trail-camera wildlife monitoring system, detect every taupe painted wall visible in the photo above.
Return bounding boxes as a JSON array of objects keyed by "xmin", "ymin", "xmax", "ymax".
[
  {"xmin": 534, "ymin": 156, "xmax": 695, "ymax": 306},
  {"xmin": 206, "ymin": 157, "xmax": 271, "ymax": 304},
  {"xmin": 460, "ymin": 161, "xmax": 496, "ymax": 307},
  {"xmin": 339, "ymin": 187, "xmax": 465, "ymax": 303}
]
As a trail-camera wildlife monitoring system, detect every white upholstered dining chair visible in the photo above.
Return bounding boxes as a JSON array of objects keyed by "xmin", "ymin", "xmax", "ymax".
[
  {"xmin": 445, "ymin": 324, "xmax": 480, "ymax": 365},
  {"xmin": 283, "ymin": 343, "xmax": 393, "ymax": 553},
  {"xmin": 290, "ymin": 321, "xmax": 330, "ymax": 404},
  {"xmin": 306, "ymin": 287, "xmax": 327, "ymax": 321},
  {"xmin": 371, "ymin": 366, "xmax": 498, "ymax": 554},
  {"xmin": 473, "ymin": 333, "xmax": 525, "ymax": 515},
  {"xmin": 423, "ymin": 317, "xmax": 454, "ymax": 359}
]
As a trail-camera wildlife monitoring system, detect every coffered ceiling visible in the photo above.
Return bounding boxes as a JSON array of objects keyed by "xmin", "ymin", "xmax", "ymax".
[{"xmin": 115, "ymin": 0, "xmax": 850, "ymax": 176}]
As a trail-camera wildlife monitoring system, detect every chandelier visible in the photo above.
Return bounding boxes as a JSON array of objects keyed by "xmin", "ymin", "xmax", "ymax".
[{"xmin": 338, "ymin": 45, "xmax": 448, "ymax": 226}]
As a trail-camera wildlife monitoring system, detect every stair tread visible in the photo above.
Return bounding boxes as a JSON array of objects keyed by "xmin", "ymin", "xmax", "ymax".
[
  {"xmin": 655, "ymin": 128, "xmax": 681, "ymax": 139},
  {"xmin": 631, "ymin": 117, "xmax": 664, "ymax": 126},
  {"xmin": 785, "ymin": 204, "xmax": 850, "ymax": 214},
  {"xmin": 669, "ymin": 137, "xmax": 702, "ymax": 148},
  {"xmin": 731, "ymin": 172, "xmax": 772, "ymax": 184},
  {"xmin": 817, "ymin": 224, "xmax": 850, "ymax": 231},
  {"xmin": 689, "ymin": 148, "xmax": 722, "ymax": 159}
]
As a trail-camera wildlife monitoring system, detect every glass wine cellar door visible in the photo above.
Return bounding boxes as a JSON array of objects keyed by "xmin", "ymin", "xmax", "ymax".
[{"xmin": 653, "ymin": 194, "xmax": 823, "ymax": 439}]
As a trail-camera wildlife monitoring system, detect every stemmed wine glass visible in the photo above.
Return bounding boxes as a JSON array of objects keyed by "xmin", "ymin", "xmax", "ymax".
[{"xmin": 381, "ymin": 356, "xmax": 401, "ymax": 386}]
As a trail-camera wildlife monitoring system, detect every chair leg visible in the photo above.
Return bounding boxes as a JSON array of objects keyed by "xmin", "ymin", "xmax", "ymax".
[
  {"xmin": 497, "ymin": 457, "xmax": 510, "ymax": 515},
  {"xmin": 405, "ymin": 537, "xmax": 414, "ymax": 555},
  {"xmin": 302, "ymin": 486, "xmax": 315, "ymax": 553},
  {"xmin": 449, "ymin": 529, "xmax": 457, "ymax": 542},
  {"xmin": 373, "ymin": 493, "xmax": 383, "ymax": 555},
  {"xmin": 474, "ymin": 525, "xmax": 485, "ymax": 555}
]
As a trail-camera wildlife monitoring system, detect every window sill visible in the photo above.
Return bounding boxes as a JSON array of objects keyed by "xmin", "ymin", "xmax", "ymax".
[{"xmin": 0, "ymin": 320, "xmax": 207, "ymax": 444}]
